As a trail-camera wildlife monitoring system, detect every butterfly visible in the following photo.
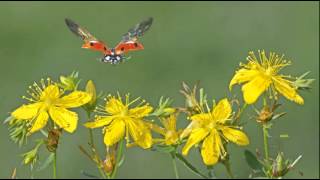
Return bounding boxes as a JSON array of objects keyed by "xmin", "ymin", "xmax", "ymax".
[{"xmin": 65, "ymin": 17, "xmax": 153, "ymax": 64}]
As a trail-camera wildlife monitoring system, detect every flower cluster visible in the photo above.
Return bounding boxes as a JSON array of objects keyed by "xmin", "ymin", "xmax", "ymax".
[
  {"xmin": 5, "ymin": 50, "xmax": 313, "ymax": 179},
  {"xmin": 229, "ymin": 50, "xmax": 304, "ymax": 104},
  {"xmin": 11, "ymin": 78, "xmax": 91, "ymax": 134},
  {"xmin": 84, "ymin": 94, "xmax": 153, "ymax": 149}
]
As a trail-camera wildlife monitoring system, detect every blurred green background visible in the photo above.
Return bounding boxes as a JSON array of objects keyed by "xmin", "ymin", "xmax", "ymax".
[{"xmin": 0, "ymin": 1, "xmax": 318, "ymax": 179}]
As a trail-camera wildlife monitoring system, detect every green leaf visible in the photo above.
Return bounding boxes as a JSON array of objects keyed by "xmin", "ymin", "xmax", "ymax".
[
  {"xmin": 272, "ymin": 112, "xmax": 287, "ymax": 120},
  {"xmin": 244, "ymin": 150, "xmax": 263, "ymax": 171},
  {"xmin": 293, "ymin": 71, "xmax": 315, "ymax": 90},
  {"xmin": 37, "ymin": 153, "xmax": 55, "ymax": 172},
  {"xmin": 289, "ymin": 155, "xmax": 302, "ymax": 168},
  {"xmin": 117, "ymin": 155, "xmax": 125, "ymax": 167}
]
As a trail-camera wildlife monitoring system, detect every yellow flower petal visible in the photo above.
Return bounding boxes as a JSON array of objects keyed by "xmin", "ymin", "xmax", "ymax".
[
  {"xmin": 49, "ymin": 106, "xmax": 78, "ymax": 133},
  {"xmin": 161, "ymin": 114, "xmax": 177, "ymax": 131},
  {"xmin": 40, "ymin": 85, "xmax": 60, "ymax": 101},
  {"xmin": 165, "ymin": 131, "xmax": 179, "ymax": 146},
  {"xmin": 229, "ymin": 68, "xmax": 259, "ymax": 90},
  {"xmin": 181, "ymin": 113, "xmax": 211, "ymax": 139},
  {"xmin": 11, "ymin": 102, "xmax": 42, "ymax": 120},
  {"xmin": 84, "ymin": 117, "xmax": 114, "ymax": 129},
  {"xmin": 212, "ymin": 98, "xmax": 231, "ymax": 124},
  {"xmin": 105, "ymin": 98, "xmax": 126, "ymax": 115},
  {"xmin": 180, "ymin": 120, "xmax": 202, "ymax": 139},
  {"xmin": 56, "ymin": 91, "xmax": 92, "ymax": 108},
  {"xmin": 135, "ymin": 130, "xmax": 153, "ymax": 149},
  {"xmin": 201, "ymin": 130, "xmax": 221, "ymax": 165},
  {"xmin": 190, "ymin": 113, "xmax": 212, "ymax": 126},
  {"xmin": 273, "ymin": 76, "xmax": 304, "ymax": 105},
  {"xmin": 182, "ymin": 128, "xmax": 209, "ymax": 156},
  {"xmin": 242, "ymin": 74, "xmax": 272, "ymax": 104},
  {"xmin": 129, "ymin": 105, "xmax": 153, "ymax": 118},
  {"xmin": 104, "ymin": 120, "xmax": 126, "ymax": 146},
  {"xmin": 190, "ymin": 113, "xmax": 211, "ymax": 121},
  {"xmin": 29, "ymin": 111, "xmax": 49, "ymax": 133},
  {"xmin": 146, "ymin": 122, "xmax": 166, "ymax": 136},
  {"xmin": 221, "ymin": 127, "xmax": 249, "ymax": 146},
  {"xmin": 126, "ymin": 118, "xmax": 152, "ymax": 149}
]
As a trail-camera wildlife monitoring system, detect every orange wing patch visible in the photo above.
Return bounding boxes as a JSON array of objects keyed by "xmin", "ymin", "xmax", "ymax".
[
  {"xmin": 115, "ymin": 41, "xmax": 144, "ymax": 54},
  {"xmin": 65, "ymin": 18, "xmax": 111, "ymax": 54},
  {"xmin": 82, "ymin": 41, "xmax": 112, "ymax": 54}
]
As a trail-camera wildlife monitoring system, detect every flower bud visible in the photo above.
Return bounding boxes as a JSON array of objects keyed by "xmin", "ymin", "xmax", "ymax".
[
  {"xmin": 58, "ymin": 71, "xmax": 80, "ymax": 91},
  {"xmin": 21, "ymin": 140, "xmax": 44, "ymax": 166},
  {"xmin": 103, "ymin": 148, "xmax": 116, "ymax": 174},
  {"xmin": 271, "ymin": 152, "xmax": 289, "ymax": 177},
  {"xmin": 103, "ymin": 156, "xmax": 114, "ymax": 174},
  {"xmin": 22, "ymin": 149, "xmax": 38, "ymax": 165},
  {"xmin": 293, "ymin": 71, "xmax": 315, "ymax": 90},
  {"xmin": 86, "ymin": 80, "xmax": 97, "ymax": 106}
]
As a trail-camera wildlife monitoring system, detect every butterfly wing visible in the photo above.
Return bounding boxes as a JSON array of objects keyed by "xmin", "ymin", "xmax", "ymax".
[
  {"xmin": 115, "ymin": 17, "xmax": 153, "ymax": 54},
  {"xmin": 65, "ymin": 18, "xmax": 111, "ymax": 54}
]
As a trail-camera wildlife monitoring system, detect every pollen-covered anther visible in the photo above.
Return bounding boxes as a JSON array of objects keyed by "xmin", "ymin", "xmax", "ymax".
[
  {"xmin": 40, "ymin": 78, "xmax": 46, "ymax": 89},
  {"xmin": 22, "ymin": 95, "xmax": 36, "ymax": 102}
]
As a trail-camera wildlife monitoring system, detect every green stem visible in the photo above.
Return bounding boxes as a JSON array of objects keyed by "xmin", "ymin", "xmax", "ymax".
[
  {"xmin": 175, "ymin": 153, "xmax": 208, "ymax": 179},
  {"xmin": 239, "ymin": 103, "xmax": 247, "ymax": 117},
  {"xmin": 263, "ymin": 123, "xmax": 269, "ymax": 163},
  {"xmin": 206, "ymin": 166, "xmax": 216, "ymax": 179},
  {"xmin": 111, "ymin": 139, "xmax": 124, "ymax": 179},
  {"xmin": 98, "ymin": 166, "xmax": 108, "ymax": 179},
  {"xmin": 170, "ymin": 152, "xmax": 179, "ymax": 179},
  {"xmin": 86, "ymin": 111, "xmax": 108, "ymax": 179},
  {"xmin": 87, "ymin": 112, "xmax": 95, "ymax": 148},
  {"xmin": 223, "ymin": 160, "xmax": 234, "ymax": 179},
  {"xmin": 53, "ymin": 151, "xmax": 57, "ymax": 179},
  {"xmin": 235, "ymin": 103, "xmax": 248, "ymax": 122},
  {"xmin": 88, "ymin": 127, "xmax": 95, "ymax": 151},
  {"xmin": 262, "ymin": 96, "xmax": 270, "ymax": 164}
]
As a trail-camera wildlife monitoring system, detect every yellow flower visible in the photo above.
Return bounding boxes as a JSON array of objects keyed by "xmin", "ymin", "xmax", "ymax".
[
  {"xmin": 229, "ymin": 50, "xmax": 304, "ymax": 105},
  {"xmin": 181, "ymin": 98, "xmax": 249, "ymax": 165},
  {"xmin": 148, "ymin": 114, "xmax": 181, "ymax": 146},
  {"xmin": 84, "ymin": 94, "xmax": 153, "ymax": 149},
  {"xmin": 11, "ymin": 78, "xmax": 92, "ymax": 134}
]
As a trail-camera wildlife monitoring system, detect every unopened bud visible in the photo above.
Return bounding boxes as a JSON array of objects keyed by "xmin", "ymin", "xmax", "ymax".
[{"xmin": 86, "ymin": 80, "xmax": 97, "ymax": 106}]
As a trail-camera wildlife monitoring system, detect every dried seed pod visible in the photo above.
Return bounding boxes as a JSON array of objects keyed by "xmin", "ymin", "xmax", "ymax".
[
  {"xmin": 256, "ymin": 106, "xmax": 273, "ymax": 123},
  {"xmin": 103, "ymin": 146, "xmax": 117, "ymax": 174},
  {"xmin": 46, "ymin": 128, "xmax": 62, "ymax": 152}
]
